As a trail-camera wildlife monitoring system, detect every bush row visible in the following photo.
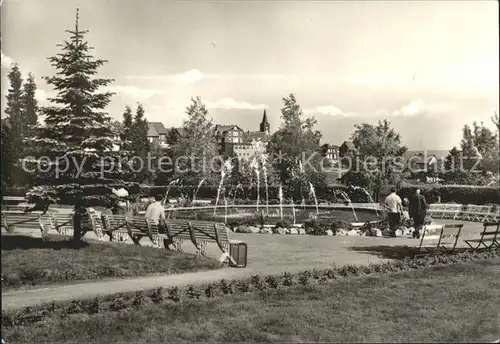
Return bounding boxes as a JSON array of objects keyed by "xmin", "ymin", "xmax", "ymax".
[
  {"xmin": 398, "ymin": 183, "xmax": 500, "ymax": 205},
  {"xmin": 4, "ymin": 183, "xmax": 499, "ymax": 206},
  {"xmin": 3, "ymin": 248, "xmax": 499, "ymax": 327}
]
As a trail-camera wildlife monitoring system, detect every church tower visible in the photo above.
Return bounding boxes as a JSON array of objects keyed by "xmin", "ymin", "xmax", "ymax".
[{"xmin": 259, "ymin": 109, "xmax": 270, "ymax": 134}]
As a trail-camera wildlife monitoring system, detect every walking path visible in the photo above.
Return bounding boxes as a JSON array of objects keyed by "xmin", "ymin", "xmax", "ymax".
[{"xmin": 2, "ymin": 220, "xmax": 485, "ymax": 311}]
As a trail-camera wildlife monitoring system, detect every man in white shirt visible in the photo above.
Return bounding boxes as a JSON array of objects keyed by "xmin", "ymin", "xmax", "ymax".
[
  {"xmin": 384, "ymin": 187, "xmax": 403, "ymax": 236},
  {"xmin": 145, "ymin": 194, "xmax": 166, "ymax": 225}
]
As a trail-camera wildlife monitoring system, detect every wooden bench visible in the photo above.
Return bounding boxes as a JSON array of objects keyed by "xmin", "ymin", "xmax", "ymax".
[
  {"xmin": 1, "ymin": 211, "xmax": 44, "ymax": 233},
  {"xmin": 126, "ymin": 216, "xmax": 162, "ymax": 247},
  {"xmin": 442, "ymin": 204, "xmax": 464, "ymax": 220},
  {"xmin": 163, "ymin": 219, "xmax": 245, "ymax": 266},
  {"xmin": 101, "ymin": 214, "xmax": 130, "ymax": 242},
  {"xmin": 51, "ymin": 213, "xmax": 74, "ymax": 236},
  {"xmin": 428, "ymin": 204, "xmax": 446, "ymax": 219},
  {"xmin": 413, "ymin": 223, "xmax": 464, "ymax": 257},
  {"xmin": 461, "ymin": 205, "xmax": 493, "ymax": 222},
  {"xmin": 162, "ymin": 219, "xmax": 194, "ymax": 251},
  {"xmin": 464, "ymin": 222, "xmax": 500, "ymax": 252}
]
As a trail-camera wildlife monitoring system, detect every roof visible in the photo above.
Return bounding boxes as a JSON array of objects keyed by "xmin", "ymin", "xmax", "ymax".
[
  {"xmin": 321, "ymin": 143, "xmax": 340, "ymax": 149},
  {"xmin": 243, "ymin": 131, "xmax": 269, "ymax": 143},
  {"xmin": 147, "ymin": 122, "xmax": 168, "ymax": 137},
  {"xmin": 340, "ymin": 141, "xmax": 357, "ymax": 150},
  {"xmin": 405, "ymin": 150, "xmax": 449, "ymax": 159},
  {"xmin": 214, "ymin": 124, "xmax": 243, "ymax": 134},
  {"xmin": 406, "ymin": 152, "xmax": 440, "ymax": 165},
  {"xmin": 166, "ymin": 127, "xmax": 186, "ymax": 137}
]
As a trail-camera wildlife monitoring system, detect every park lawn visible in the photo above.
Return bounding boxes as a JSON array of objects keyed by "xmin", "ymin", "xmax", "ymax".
[
  {"xmin": 1, "ymin": 234, "xmax": 221, "ymax": 290},
  {"xmin": 4, "ymin": 259, "xmax": 500, "ymax": 343}
]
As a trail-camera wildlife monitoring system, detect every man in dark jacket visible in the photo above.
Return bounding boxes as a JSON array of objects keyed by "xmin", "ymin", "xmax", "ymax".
[{"xmin": 409, "ymin": 188, "xmax": 427, "ymax": 238}]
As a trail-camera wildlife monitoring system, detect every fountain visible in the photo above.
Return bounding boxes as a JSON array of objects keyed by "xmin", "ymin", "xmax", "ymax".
[
  {"xmin": 278, "ymin": 184, "xmax": 284, "ymax": 221},
  {"xmin": 232, "ymin": 183, "xmax": 243, "ymax": 205},
  {"xmin": 262, "ymin": 163, "xmax": 269, "ymax": 215},
  {"xmin": 223, "ymin": 192, "xmax": 228, "ymax": 224},
  {"xmin": 214, "ymin": 159, "xmax": 232, "ymax": 216},
  {"xmin": 308, "ymin": 182, "xmax": 319, "ymax": 215},
  {"xmin": 162, "ymin": 179, "xmax": 180, "ymax": 206},
  {"xmin": 192, "ymin": 178, "xmax": 205, "ymax": 204},
  {"xmin": 334, "ymin": 190, "xmax": 358, "ymax": 222},
  {"xmin": 250, "ymin": 157, "xmax": 260, "ymax": 210},
  {"xmin": 351, "ymin": 185, "xmax": 380, "ymax": 217}
]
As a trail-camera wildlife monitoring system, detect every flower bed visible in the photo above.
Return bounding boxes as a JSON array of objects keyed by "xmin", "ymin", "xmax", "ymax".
[{"xmin": 2, "ymin": 248, "xmax": 498, "ymax": 329}]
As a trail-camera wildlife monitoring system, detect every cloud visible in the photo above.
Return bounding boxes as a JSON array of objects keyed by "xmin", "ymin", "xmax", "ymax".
[
  {"xmin": 1, "ymin": 51, "xmax": 16, "ymax": 69},
  {"xmin": 127, "ymin": 69, "xmax": 206, "ymax": 84},
  {"xmin": 303, "ymin": 105, "xmax": 355, "ymax": 117},
  {"xmin": 392, "ymin": 99, "xmax": 457, "ymax": 117},
  {"xmin": 35, "ymin": 89, "xmax": 52, "ymax": 104},
  {"xmin": 126, "ymin": 70, "xmax": 346, "ymax": 83},
  {"xmin": 206, "ymin": 97, "xmax": 267, "ymax": 110},
  {"xmin": 106, "ymin": 85, "xmax": 164, "ymax": 101}
]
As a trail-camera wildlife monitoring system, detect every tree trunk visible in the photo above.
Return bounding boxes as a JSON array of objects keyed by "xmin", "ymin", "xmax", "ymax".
[{"xmin": 72, "ymin": 205, "xmax": 85, "ymax": 244}]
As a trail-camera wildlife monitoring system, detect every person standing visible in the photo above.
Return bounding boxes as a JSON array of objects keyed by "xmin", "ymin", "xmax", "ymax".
[
  {"xmin": 409, "ymin": 188, "xmax": 427, "ymax": 239},
  {"xmin": 384, "ymin": 187, "xmax": 403, "ymax": 236}
]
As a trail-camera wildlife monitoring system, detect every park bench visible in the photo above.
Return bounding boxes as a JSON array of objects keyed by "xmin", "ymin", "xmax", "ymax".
[
  {"xmin": 441, "ymin": 204, "xmax": 464, "ymax": 219},
  {"xmin": 464, "ymin": 222, "xmax": 500, "ymax": 252},
  {"xmin": 429, "ymin": 203, "xmax": 463, "ymax": 220},
  {"xmin": 412, "ymin": 223, "xmax": 464, "ymax": 258},
  {"xmin": 162, "ymin": 219, "xmax": 194, "ymax": 251},
  {"xmin": 125, "ymin": 216, "xmax": 162, "ymax": 247},
  {"xmin": 163, "ymin": 219, "xmax": 245, "ymax": 266},
  {"xmin": 51, "ymin": 213, "xmax": 74, "ymax": 236},
  {"xmin": 428, "ymin": 203, "xmax": 445, "ymax": 219},
  {"xmin": 39, "ymin": 215, "xmax": 57, "ymax": 237},
  {"xmin": 461, "ymin": 205, "xmax": 494, "ymax": 222},
  {"xmin": 101, "ymin": 214, "xmax": 130, "ymax": 242},
  {"xmin": 1, "ymin": 211, "xmax": 44, "ymax": 233}
]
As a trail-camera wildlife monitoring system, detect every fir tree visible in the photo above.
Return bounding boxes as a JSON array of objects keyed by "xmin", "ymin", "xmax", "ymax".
[
  {"xmin": 131, "ymin": 103, "xmax": 150, "ymax": 182},
  {"xmin": 121, "ymin": 105, "xmax": 133, "ymax": 151},
  {"xmin": 4, "ymin": 64, "xmax": 25, "ymax": 186},
  {"xmin": 22, "ymin": 72, "xmax": 39, "ymax": 136},
  {"xmin": 23, "ymin": 9, "xmax": 136, "ymax": 240}
]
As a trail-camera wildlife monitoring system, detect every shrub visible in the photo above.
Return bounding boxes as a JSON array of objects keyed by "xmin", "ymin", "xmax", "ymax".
[
  {"xmin": 110, "ymin": 293, "xmax": 127, "ymax": 311},
  {"xmin": 186, "ymin": 286, "xmax": 201, "ymax": 299},
  {"xmin": 132, "ymin": 291, "xmax": 147, "ymax": 307},
  {"xmin": 167, "ymin": 287, "xmax": 181, "ymax": 302},
  {"xmin": 398, "ymin": 183, "xmax": 500, "ymax": 205},
  {"xmin": 150, "ymin": 287, "xmax": 165, "ymax": 304},
  {"xmin": 282, "ymin": 272, "xmax": 294, "ymax": 286},
  {"xmin": 275, "ymin": 220, "xmax": 291, "ymax": 229}
]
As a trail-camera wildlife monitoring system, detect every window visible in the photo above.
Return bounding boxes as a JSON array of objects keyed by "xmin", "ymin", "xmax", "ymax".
[{"xmin": 148, "ymin": 137, "xmax": 153, "ymax": 143}]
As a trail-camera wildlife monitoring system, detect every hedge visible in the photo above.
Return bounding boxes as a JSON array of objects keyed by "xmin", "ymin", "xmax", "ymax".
[
  {"xmin": 398, "ymin": 183, "xmax": 500, "ymax": 205},
  {"xmin": 3, "ymin": 183, "xmax": 499, "ymax": 206}
]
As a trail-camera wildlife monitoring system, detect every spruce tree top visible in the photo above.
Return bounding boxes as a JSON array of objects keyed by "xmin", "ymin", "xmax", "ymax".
[{"xmin": 25, "ymin": 9, "xmax": 135, "ymax": 207}]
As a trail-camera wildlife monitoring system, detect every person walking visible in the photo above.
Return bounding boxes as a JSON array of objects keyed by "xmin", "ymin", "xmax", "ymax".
[
  {"xmin": 384, "ymin": 187, "xmax": 403, "ymax": 236},
  {"xmin": 409, "ymin": 188, "xmax": 427, "ymax": 239}
]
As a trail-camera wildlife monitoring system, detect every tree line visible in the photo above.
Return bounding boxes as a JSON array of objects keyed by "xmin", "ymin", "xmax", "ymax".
[{"xmin": 2, "ymin": 9, "xmax": 499, "ymax": 210}]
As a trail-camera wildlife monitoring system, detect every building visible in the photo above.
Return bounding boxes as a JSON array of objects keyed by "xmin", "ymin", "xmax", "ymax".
[
  {"xmin": 147, "ymin": 122, "xmax": 169, "ymax": 147},
  {"xmin": 215, "ymin": 110, "xmax": 271, "ymax": 159},
  {"xmin": 339, "ymin": 141, "xmax": 358, "ymax": 157},
  {"xmin": 320, "ymin": 143, "xmax": 340, "ymax": 161},
  {"xmin": 214, "ymin": 124, "xmax": 246, "ymax": 155}
]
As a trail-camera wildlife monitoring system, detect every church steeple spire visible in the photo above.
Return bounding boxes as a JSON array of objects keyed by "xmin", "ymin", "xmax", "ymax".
[{"xmin": 260, "ymin": 109, "xmax": 270, "ymax": 134}]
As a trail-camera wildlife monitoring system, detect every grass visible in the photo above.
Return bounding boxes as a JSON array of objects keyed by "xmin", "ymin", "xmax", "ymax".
[
  {"xmin": 4, "ymin": 258, "xmax": 500, "ymax": 343},
  {"xmin": 1, "ymin": 234, "xmax": 221, "ymax": 290}
]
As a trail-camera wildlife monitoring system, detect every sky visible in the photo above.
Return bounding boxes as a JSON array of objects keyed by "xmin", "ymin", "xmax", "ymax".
[{"xmin": 1, "ymin": 0, "xmax": 498, "ymax": 150}]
